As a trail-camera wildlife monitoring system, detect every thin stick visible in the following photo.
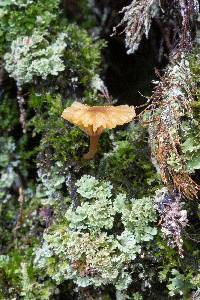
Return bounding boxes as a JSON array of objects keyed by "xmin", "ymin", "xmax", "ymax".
[{"xmin": 13, "ymin": 186, "xmax": 25, "ymax": 240}]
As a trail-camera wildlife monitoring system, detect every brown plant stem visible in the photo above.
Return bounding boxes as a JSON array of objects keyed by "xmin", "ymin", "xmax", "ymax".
[
  {"xmin": 13, "ymin": 186, "xmax": 25, "ymax": 241},
  {"xmin": 83, "ymin": 134, "xmax": 100, "ymax": 160},
  {"xmin": 17, "ymin": 87, "xmax": 26, "ymax": 134}
]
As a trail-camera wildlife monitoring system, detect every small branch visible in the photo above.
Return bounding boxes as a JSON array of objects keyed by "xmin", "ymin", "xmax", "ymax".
[
  {"xmin": 17, "ymin": 87, "xmax": 26, "ymax": 134},
  {"xmin": 13, "ymin": 186, "xmax": 25, "ymax": 240}
]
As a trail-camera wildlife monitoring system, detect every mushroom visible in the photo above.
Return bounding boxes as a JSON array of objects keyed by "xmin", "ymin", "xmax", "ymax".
[{"xmin": 61, "ymin": 102, "xmax": 136, "ymax": 160}]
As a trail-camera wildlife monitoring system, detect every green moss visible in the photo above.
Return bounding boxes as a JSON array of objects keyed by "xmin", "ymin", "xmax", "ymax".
[
  {"xmin": 27, "ymin": 93, "xmax": 86, "ymax": 162},
  {"xmin": 98, "ymin": 123, "xmax": 160, "ymax": 197},
  {"xmin": 0, "ymin": 249, "xmax": 55, "ymax": 300},
  {"xmin": 0, "ymin": 0, "xmax": 60, "ymax": 55},
  {"xmin": 0, "ymin": 96, "xmax": 18, "ymax": 132},
  {"xmin": 179, "ymin": 50, "xmax": 200, "ymax": 173}
]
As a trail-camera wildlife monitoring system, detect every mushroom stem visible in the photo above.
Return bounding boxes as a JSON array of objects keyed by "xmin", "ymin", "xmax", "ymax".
[{"xmin": 83, "ymin": 134, "xmax": 100, "ymax": 160}]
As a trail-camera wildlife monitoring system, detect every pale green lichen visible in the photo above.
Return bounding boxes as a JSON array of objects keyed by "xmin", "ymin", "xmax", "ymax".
[
  {"xmin": 114, "ymin": 194, "xmax": 157, "ymax": 242},
  {"xmin": 4, "ymin": 31, "xmax": 68, "ymax": 86},
  {"xmin": 76, "ymin": 175, "xmax": 113, "ymax": 200},
  {"xmin": 66, "ymin": 175, "xmax": 114, "ymax": 230},
  {"xmin": 36, "ymin": 161, "xmax": 66, "ymax": 206},
  {"xmin": 65, "ymin": 197, "xmax": 115, "ymax": 231},
  {"xmin": 35, "ymin": 175, "xmax": 157, "ymax": 290},
  {"xmin": 35, "ymin": 229, "xmax": 139, "ymax": 289}
]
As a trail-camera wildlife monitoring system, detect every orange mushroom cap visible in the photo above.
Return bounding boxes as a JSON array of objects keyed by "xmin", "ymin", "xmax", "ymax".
[{"xmin": 61, "ymin": 102, "xmax": 136, "ymax": 135}]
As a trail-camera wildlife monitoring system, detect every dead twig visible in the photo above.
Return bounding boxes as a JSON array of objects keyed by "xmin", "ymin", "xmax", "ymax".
[{"xmin": 13, "ymin": 186, "xmax": 25, "ymax": 240}]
